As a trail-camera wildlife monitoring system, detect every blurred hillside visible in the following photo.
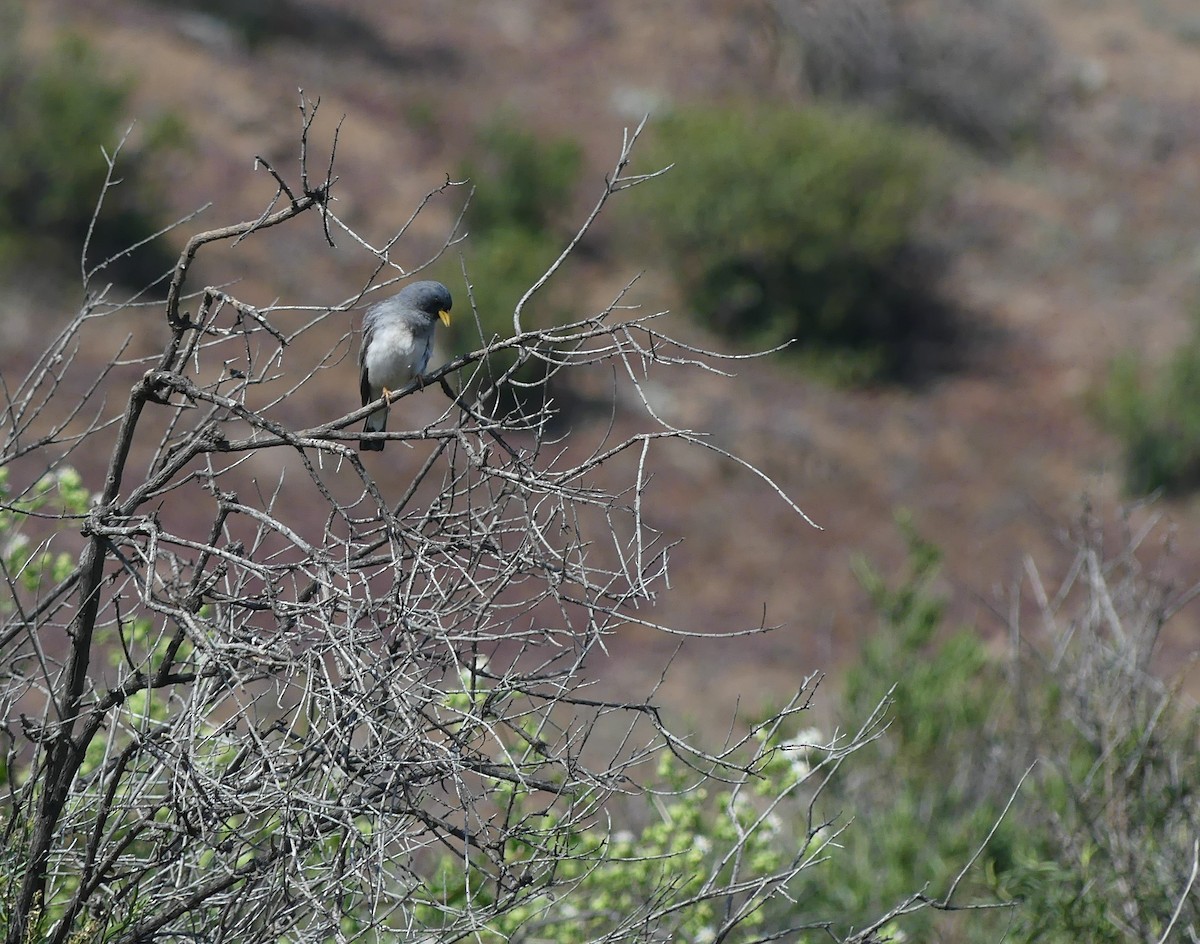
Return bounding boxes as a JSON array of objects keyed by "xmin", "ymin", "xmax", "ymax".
[{"xmin": 6, "ymin": 0, "xmax": 1200, "ymax": 726}]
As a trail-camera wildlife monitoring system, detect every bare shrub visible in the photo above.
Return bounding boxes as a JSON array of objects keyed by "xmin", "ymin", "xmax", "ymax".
[
  {"xmin": 1004, "ymin": 507, "xmax": 1200, "ymax": 941},
  {"xmin": 0, "ymin": 99, "xmax": 1000, "ymax": 943},
  {"xmin": 898, "ymin": 0, "xmax": 1058, "ymax": 153},
  {"xmin": 764, "ymin": 0, "xmax": 1060, "ymax": 153}
]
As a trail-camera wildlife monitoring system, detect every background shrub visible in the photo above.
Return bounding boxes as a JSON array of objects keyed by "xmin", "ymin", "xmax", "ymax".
[
  {"xmin": 641, "ymin": 103, "xmax": 955, "ymax": 384},
  {"xmin": 798, "ymin": 516, "xmax": 1200, "ymax": 942},
  {"xmin": 144, "ymin": 0, "xmax": 416, "ymax": 69},
  {"xmin": 767, "ymin": 0, "xmax": 1058, "ymax": 155},
  {"xmin": 795, "ymin": 522, "xmax": 1018, "ymax": 937},
  {"xmin": 460, "ymin": 122, "xmax": 582, "ymax": 237},
  {"xmin": 998, "ymin": 516, "xmax": 1200, "ymax": 942},
  {"xmin": 896, "ymin": 0, "xmax": 1058, "ymax": 154},
  {"xmin": 0, "ymin": 3, "xmax": 182, "ymax": 284},
  {"xmin": 441, "ymin": 121, "xmax": 582, "ymax": 414},
  {"xmin": 1095, "ymin": 311, "xmax": 1200, "ymax": 495}
]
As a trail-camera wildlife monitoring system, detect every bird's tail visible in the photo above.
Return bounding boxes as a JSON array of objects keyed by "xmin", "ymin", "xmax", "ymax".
[{"xmin": 360, "ymin": 406, "xmax": 387, "ymax": 452}]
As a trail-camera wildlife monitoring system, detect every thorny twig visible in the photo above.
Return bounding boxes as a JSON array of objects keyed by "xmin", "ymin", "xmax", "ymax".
[{"xmin": 0, "ymin": 106, "xmax": 862, "ymax": 944}]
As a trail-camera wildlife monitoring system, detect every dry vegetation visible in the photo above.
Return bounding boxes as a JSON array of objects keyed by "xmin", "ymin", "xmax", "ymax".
[{"xmin": 6, "ymin": 0, "xmax": 1200, "ymax": 726}]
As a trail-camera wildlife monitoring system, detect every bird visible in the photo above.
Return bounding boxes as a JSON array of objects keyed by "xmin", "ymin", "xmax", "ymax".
[{"xmin": 358, "ymin": 280, "xmax": 452, "ymax": 452}]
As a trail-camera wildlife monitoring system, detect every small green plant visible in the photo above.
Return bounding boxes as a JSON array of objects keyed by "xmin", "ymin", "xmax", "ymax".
[
  {"xmin": 640, "ymin": 104, "xmax": 955, "ymax": 384},
  {"xmin": 1095, "ymin": 310, "xmax": 1200, "ymax": 495},
  {"xmin": 414, "ymin": 702, "xmax": 846, "ymax": 943},
  {"xmin": 0, "ymin": 465, "xmax": 89, "ymax": 930},
  {"xmin": 994, "ymin": 517, "xmax": 1200, "ymax": 942},
  {"xmin": 441, "ymin": 121, "xmax": 582, "ymax": 414},
  {"xmin": 0, "ymin": 466, "xmax": 89, "ymax": 610},
  {"xmin": 800, "ymin": 516, "xmax": 1200, "ymax": 943},
  {"xmin": 0, "ymin": 464, "xmax": 209, "ymax": 942},
  {"xmin": 0, "ymin": 3, "xmax": 183, "ymax": 283},
  {"xmin": 791, "ymin": 518, "xmax": 1018, "ymax": 938}
]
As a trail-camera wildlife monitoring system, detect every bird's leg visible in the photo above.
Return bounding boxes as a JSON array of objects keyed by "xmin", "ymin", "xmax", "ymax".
[{"xmin": 382, "ymin": 387, "xmax": 394, "ymax": 402}]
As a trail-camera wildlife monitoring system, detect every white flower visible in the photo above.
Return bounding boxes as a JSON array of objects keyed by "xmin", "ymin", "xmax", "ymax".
[
  {"xmin": 611, "ymin": 830, "xmax": 635, "ymax": 850},
  {"xmin": 783, "ymin": 726, "xmax": 828, "ymax": 780},
  {"xmin": 787, "ymin": 753, "xmax": 812, "ymax": 781},
  {"xmin": 2, "ymin": 533, "xmax": 29, "ymax": 559},
  {"xmin": 53, "ymin": 467, "xmax": 82, "ymax": 489}
]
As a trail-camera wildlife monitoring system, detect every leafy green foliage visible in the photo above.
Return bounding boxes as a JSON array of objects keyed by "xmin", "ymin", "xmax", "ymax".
[
  {"xmin": 441, "ymin": 121, "xmax": 583, "ymax": 412},
  {"xmin": 641, "ymin": 104, "xmax": 955, "ymax": 384},
  {"xmin": 992, "ymin": 533, "xmax": 1200, "ymax": 941},
  {"xmin": 846, "ymin": 521, "xmax": 996, "ymax": 762},
  {"xmin": 1095, "ymin": 317, "xmax": 1200, "ymax": 494},
  {"xmin": 0, "ymin": 4, "xmax": 183, "ymax": 283},
  {"xmin": 0, "ymin": 466, "xmax": 88, "ymax": 610},
  {"xmin": 461, "ymin": 123, "xmax": 583, "ymax": 238},
  {"xmin": 414, "ymin": 711, "xmax": 829, "ymax": 943},
  {"xmin": 0, "ymin": 464, "xmax": 210, "ymax": 942},
  {"xmin": 810, "ymin": 517, "xmax": 1200, "ymax": 942},
  {"xmin": 0, "ymin": 465, "xmax": 89, "ymax": 928},
  {"xmin": 0, "ymin": 468, "xmax": 85, "ymax": 798},
  {"xmin": 793, "ymin": 518, "xmax": 1018, "ymax": 937}
]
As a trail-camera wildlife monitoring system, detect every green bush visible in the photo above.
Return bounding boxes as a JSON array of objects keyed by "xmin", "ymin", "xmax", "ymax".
[
  {"xmin": 0, "ymin": 4, "xmax": 182, "ymax": 283},
  {"xmin": 0, "ymin": 466, "xmax": 89, "ymax": 613},
  {"xmin": 441, "ymin": 122, "xmax": 582, "ymax": 413},
  {"xmin": 414, "ymin": 743, "xmax": 817, "ymax": 944},
  {"xmin": 1095, "ymin": 313, "xmax": 1200, "ymax": 495},
  {"xmin": 459, "ymin": 122, "xmax": 582, "ymax": 237},
  {"xmin": 411, "ymin": 651, "xmax": 983, "ymax": 944},
  {"xmin": 803, "ymin": 516, "xmax": 1200, "ymax": 942},
  {"xmin": 641, "ymin": 104, "xmax": 955, "ymax": 384},
  {"xmin": 795, "ymin": 520, "xmax": 1018, "ymax": 937},
  {"xmin": 997, "ymin": 518, "xmax": 1200, "ymax": 942}
]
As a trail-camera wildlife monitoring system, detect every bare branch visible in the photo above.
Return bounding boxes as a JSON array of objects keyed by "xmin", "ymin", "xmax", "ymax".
[{"xmin": 0, "ymin": 110, "xmax": 848, "ymax": 944}]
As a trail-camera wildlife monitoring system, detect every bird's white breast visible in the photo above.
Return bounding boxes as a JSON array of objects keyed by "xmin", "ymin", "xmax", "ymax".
[{"xmin": 364, "ymin": 321, "xmax": 433, "ymax": 392}]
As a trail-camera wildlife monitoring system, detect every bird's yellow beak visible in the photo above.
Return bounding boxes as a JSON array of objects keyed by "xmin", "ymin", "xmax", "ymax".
[{"xmin": 439, "ymin": 310, "xmax": 451, "ymax": 327}]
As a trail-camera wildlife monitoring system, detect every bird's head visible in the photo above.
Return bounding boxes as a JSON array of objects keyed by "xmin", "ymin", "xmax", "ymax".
[{"xmin": 399, "ymin": 280, "xmax": 453, "ymax": 327}]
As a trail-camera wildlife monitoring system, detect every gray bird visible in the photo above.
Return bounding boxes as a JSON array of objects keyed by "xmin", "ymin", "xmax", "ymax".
[{"xmin": 358, "ymin": 280, "xmax": 453, "ymax": 452}]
